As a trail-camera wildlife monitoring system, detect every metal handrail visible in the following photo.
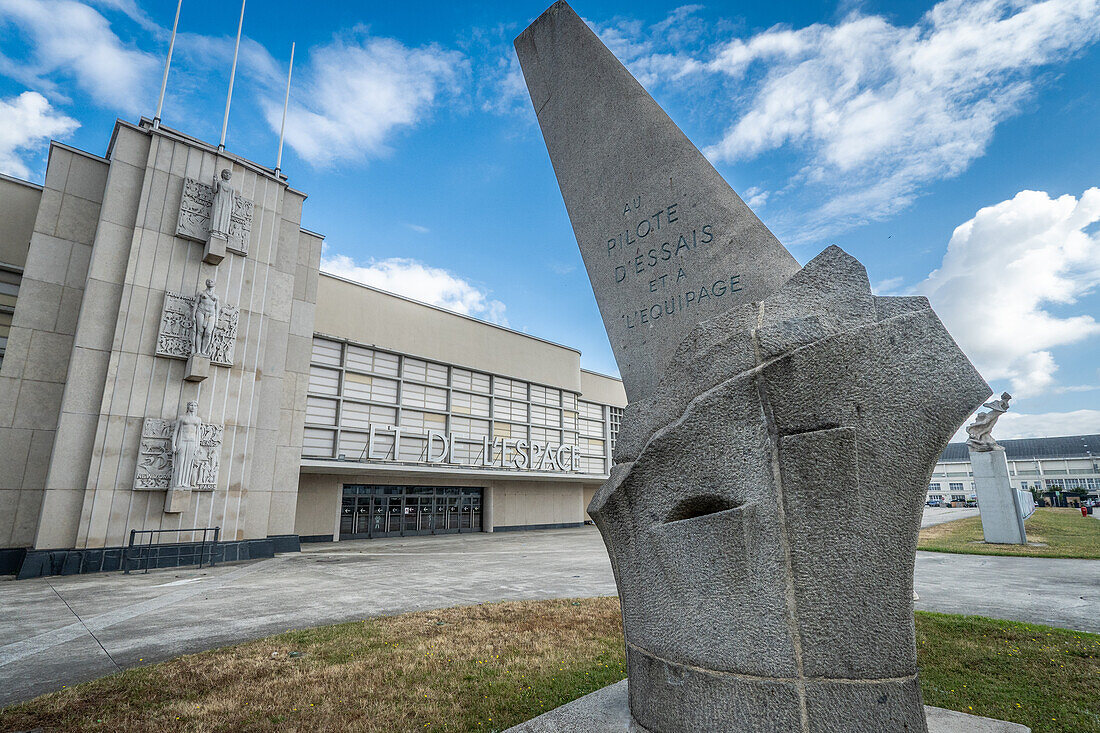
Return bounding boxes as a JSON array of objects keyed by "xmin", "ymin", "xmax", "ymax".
[{"xmin": 124, "ymin": 526, "xmax": 221, "ymax": 574}]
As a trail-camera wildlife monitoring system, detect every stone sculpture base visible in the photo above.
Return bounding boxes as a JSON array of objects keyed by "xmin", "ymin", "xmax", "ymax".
[
  {"xmin": 184, "ymin": 354, "xmax": 210, "ymax": 382},
  {"xmin": 204, "ymin": 234, "xmax": 226, "ymax": 265},
  {"xmin": 164, "ymin": 488, "xmax": 189, "ymax": 514},
  {"xmin": 504, "ymin": 681, "xmax": 1031, "ymax": 733},
  {"xmin": 970, "ymin": 448, "xmax": 1027, "ymax": 544}
]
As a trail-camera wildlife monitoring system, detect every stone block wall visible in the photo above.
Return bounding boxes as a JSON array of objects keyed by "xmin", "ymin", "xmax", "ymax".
[{"xmin": 0, "ymin": 145, "xmax": 109, "ymax": 548}]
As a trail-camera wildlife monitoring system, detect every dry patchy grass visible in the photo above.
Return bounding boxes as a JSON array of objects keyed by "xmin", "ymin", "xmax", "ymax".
[
  {"xmin": 0, "ymin": 598, "xmax": 626, "ymax": 733},
  {"xmin": 2, "ymin": 600, "xmax": 1098, "ymax": 733},
  {"xmin": 919, "ymin": 508, "xmax": 1100, "ymax": 558}
]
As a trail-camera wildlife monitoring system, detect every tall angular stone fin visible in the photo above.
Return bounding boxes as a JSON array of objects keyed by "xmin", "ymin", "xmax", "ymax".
[{"xmin": 515, "ymin": 1, "xmax": 800, "ymax": 401}]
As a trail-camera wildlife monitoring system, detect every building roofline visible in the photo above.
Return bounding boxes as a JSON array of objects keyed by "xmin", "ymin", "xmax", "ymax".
[
  {"xmin": 940, "ymin": 434, "xmax": 1100, "ymax": 462},
  {"xmin": 0, "ymin": 171, "xmax": 43, "ymax": 191},
  {"xmin": 105, "ymin": 119, "xmax": 304, "ymax": 195},
  {"xmin": 50, "ymin": 141, "xmax": 108, "ymax": 165},
  {"xmin": 580, "ymin": 367, "xmax": 623, "ymax": 382},
  {"xmin": 318, "ymin": 270, "xmax": 583, "ymax": 356}
]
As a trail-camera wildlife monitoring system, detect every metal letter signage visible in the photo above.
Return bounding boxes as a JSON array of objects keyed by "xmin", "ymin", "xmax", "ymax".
[
  {"xmin": 175, "ymin": 177, "xmax": 254, "ymax": 256},
  {"xmin": 155, "ymin": 291, "xmax": 239, "ymax": 366},
  {"xmin": 134, "ymin": 417, "xmax": 223, "ymax": 491}
]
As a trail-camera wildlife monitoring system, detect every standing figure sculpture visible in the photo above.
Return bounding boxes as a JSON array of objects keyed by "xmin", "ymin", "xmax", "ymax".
[
  {"xmin": 966, "ymin": 392, "xmax": 1012, "ymax": 451},
  {"xmin": 170, "ymin": 401, "xmax": 202, "ymax": 490},
  {"xmin": 192, "ymin": 279, "xmax": 220, "ymax": 357},
  {"xmin": 209, "ymin": 168, "xmax": 236, "ymax": 243}
]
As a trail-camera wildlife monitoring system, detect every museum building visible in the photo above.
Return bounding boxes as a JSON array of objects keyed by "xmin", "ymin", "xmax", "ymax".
[{"xmin": 0, "ymin": 119, "xmax": 626, "ymax": 579}]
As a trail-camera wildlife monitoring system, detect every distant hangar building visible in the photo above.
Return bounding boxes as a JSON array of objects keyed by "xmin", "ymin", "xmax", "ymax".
[{"xmin": 929, "ymin": 435, "xmax": 1100, "ymax": 505}]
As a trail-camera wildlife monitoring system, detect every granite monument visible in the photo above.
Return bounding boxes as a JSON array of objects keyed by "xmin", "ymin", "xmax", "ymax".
[{"xmin": 515, "ymin": 3, "xmax": 998, "ymax": 731}]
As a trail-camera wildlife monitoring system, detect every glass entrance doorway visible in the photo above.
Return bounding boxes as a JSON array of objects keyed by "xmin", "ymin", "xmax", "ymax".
[{"xmin": 339, "ymin": 485, "xmax": 483, "ymax": 540}]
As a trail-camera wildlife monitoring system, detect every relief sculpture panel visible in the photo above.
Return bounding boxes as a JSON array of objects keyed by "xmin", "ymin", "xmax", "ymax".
[
  {"xmin": 175, "ymin": 176, "xmax": 253, "ymax": 256},
  {"xmin": 155, "ymin": 291, "xmax": 239, "ymax": 366},
  {"xmin": 133, "ymin": 417, "xmax": 223, "ymax": 491}
]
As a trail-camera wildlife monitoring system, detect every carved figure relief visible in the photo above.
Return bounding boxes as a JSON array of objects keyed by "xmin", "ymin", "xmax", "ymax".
[
  {"xmin": 192, "ymin": 279, "xmax": 220, "ymax": 357},
  {"xmin": 134, "ymin": 412, "xmax": 223, "ymax": 491},
  {"xmin": 156, "ymin": 289, "xmax": 239, "ymax": 366},
  {"xmin": 209, "ymin": 169, "xmax": 236, "ymax": 245},
  {"xmin": 171, "ymin": 401, "xmax": 202, "ymax": 489},
  {"xmin": 175, "ymin": 173, "xmax": 253, "ymax": 256}
]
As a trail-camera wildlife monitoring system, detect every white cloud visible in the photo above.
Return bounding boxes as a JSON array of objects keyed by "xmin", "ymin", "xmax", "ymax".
[
  {"xmin": 0, "ymin": 0, "xmax": 159, "ymax": 113},
  {"xmin": 920, "ymin": 188, "xmax": 1100, "ymax": 397},
  {"xmin": 589, "ymin": 7, "xmax": 706, "ymax": 88},
  {"xmin": 405, "ymin": 223, "xmax": 430, "ymax": 234},
  {"xmin": 985, "ymin": 409, "xmax": 1100, "ymax": 439},
  {"xmin": 86, "ymin": 0, "xmax": 158, "ymax": 33},
  {"xmin": 741, "ymin": 185, "xmax": 769, "ymax": 210},
  {"xmin": 705, "ymin": 0, "xmax": 1100, "ymax": 239},
  {"xmin": 0, "ymin": 91, "xmax": 78, "ymax": 179},
  {"xmin": 871, "ymin": 276, "xmax": 905, "ymax": 296},
  {"xmin": 267, "ymin": 31, "xmax": 465, "ymax": 166},
  {"xmin": 321, "ymin": 252, "xmax": 508, "ymax": 326}
]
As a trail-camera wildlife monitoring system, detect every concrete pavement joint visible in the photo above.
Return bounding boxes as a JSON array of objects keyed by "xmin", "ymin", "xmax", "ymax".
[
  {"xmin": 0, "ymin": 558, "xmax": 277, "ymax": 668},
  {"xmin": 44, "ymin": 578, "xmax": 122, "ymax": 674}
]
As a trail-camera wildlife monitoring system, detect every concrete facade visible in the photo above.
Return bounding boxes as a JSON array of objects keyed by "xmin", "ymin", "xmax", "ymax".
[{"xmin": 0, "ymin": 120, "xmax": 627, "ymax": 578}]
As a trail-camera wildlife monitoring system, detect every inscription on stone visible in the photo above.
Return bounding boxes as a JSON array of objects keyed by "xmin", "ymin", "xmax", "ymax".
[
  {"xmin": 603, "ymin": 196, "xmax": 743, "ymax": 331},
  {"xmin": 515, "ymin": 8, "xmax": 800, "ymax": 400},
  {"xmin": 156, "ymin": 291, "xmax": 239, "ymax": 366},
  {"xmin": 175, "ymin": 177, "xmax": 253, "ymax": 256},
  {"xmin": 133, "ymin": 417, "xmax": 222, "ymax": 491}
]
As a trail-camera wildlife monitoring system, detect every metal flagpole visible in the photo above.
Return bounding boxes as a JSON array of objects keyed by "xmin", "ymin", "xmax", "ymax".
[
  {"xmin": 274, "ymin": 41, "xmax": 295, "ymax": 176},
  {"xmin": 153, "ymin": 0, "xmax": 183, "ymax": 129},
  {"xmin": 219, "ymin": 0, "xmax": 247, "ymax": 150}
]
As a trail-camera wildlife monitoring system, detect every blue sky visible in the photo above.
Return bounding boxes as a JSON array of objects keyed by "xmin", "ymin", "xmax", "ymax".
[{"xmin": 2, "ymin": 0, "xmax": 1099, "ymax": 438}]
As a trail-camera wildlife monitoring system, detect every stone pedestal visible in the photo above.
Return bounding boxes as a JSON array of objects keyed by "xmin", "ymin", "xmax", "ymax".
[
  {"xmin": 164, "ymin": 488, "xmax": 189, "ymax": 514},
  {"xmin": 970, "ymin": 448, "xmax": 1027, "ymax": 544},
  {"xmin": 184, "ymin": 354, "xmax": 210, "ymax": 382},
  {"xmin": 504, "ymin": 681, "xmax": 1031, "ymax": 733},
  {"xmin": 203, "ymin": 234, "xmax": 226, "ymax": 265}
]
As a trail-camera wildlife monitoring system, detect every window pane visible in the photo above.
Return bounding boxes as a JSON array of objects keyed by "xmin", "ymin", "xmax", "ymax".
[
  {"xmin": 343, "ymin": 372, "xmax": 398, "ymax": 403},
  {"xmin": 493, "ymin": 398, "xmax": 527, "ymax": 422},
  {"xmin": 303, "ymin": 428, "xmax": 335, "ymax": 457},
  {"xmin": 452, "ymin": 390, "xmax": 490, "ymax": 417},
  {"xmin": 305, "ymin": 397, "xmax": 337, "ymax": 425},
  {"xmin": 451, "ymin": 416, "xmax": 490, "ymax": 439},
  {"xmin": 531, "ymin": 426, "xmax": 561, "ymax": 444},
  {"xmin": 311, "ymin": 338, "xmax": 342, "ymax": 366},
  {"xmin": 308, "ymin": 366, "xmax": 341, "ymax": 396},
  {"xmin": 400, "ymin": 410, "xmax": 446, "ymax": 432},
  {"xmin": 341, "ymin": 402, "xmax": 397, "ymax": 429}
]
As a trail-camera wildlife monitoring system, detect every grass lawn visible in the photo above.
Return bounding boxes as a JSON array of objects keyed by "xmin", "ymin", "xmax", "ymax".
[
  {"xmin": 1, "ymin": 598, "xmax": 1097, "ymax": 733},
  {"xmin": 919, "ymin": 507, "xmax": 1100, "ymax": 559}
]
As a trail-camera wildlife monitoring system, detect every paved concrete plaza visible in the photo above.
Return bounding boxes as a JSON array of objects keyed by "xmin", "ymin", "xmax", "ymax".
[{"xmin": 1, "ymin": 517, "xmax": 1097, "ymax": 706}]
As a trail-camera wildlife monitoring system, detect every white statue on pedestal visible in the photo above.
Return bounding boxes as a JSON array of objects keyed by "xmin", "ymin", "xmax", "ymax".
[
  {"xmin": 209, "ymin": 169, "xmax": 236, "ymax": 244},
  {"xmin": 170, "ymin": 401, "xmax": 202, "ymax": 490},
  {"xmin": 191, "ymin": 279, "xmax": 220, "ymax": 357},
  {"xmin": 966, "ymin": 392, "xmax": 1011, "ymax": 451}
]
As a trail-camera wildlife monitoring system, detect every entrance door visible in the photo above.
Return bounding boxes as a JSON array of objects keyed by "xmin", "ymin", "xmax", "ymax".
[{"xmin": 339, "ymin": 485, "xmax": 485, "ymax": 539}]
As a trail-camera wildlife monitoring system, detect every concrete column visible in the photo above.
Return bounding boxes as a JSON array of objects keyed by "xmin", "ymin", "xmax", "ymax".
[{"xmin": 482, "ymin": 484, "xmax": 494, "ymax": 533}]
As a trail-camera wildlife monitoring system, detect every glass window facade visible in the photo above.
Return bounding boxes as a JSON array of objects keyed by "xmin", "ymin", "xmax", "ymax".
[{"xmin": 304, "ymin": 337, "xmax": 615, "ymax": 474}]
